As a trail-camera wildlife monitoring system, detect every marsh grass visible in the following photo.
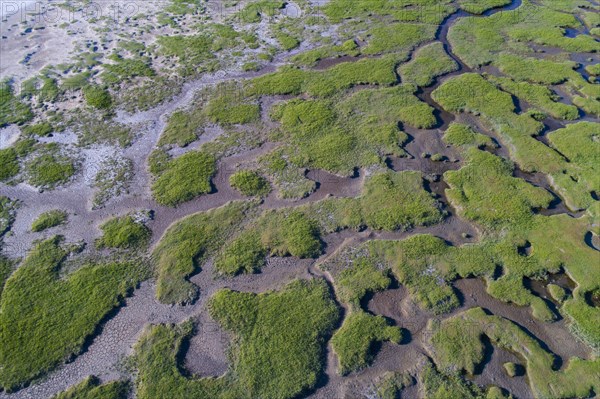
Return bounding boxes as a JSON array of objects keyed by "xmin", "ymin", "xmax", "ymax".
[
  {"xmin": 151, "ymin": 151, "xmax": 216, "ymax": 207},
  {"xmin": 0, "ymin": 237, "xmax": 147, "ymax": 391},
  {"xmin": 134, "ymin": 279, "xmax": 339, "ymax": 399},
  {"xmin": 398, "ymin": 42, "xmax": 458, "ymax": 87},
  {"xmin": 429, "ymin": 307, "xmax": 600, "ymax": 399},
  {"xmin": 31, "ymin": 210, "xmax": 68, "ymax": 232},
  {"xmin": 96, "ymin": 215, "xmax": 151, "ymax": 249},
  {"xmin": 52, "ymin": 376, "xmax": 129, "ymax": 399}
]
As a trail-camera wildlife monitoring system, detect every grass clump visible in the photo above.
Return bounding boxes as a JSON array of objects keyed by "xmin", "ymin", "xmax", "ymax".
[
  {"xmin": 368, "ymin": 236, "xmax": 461, "ymax": 315},
  {"xmin": 22, "ymin": 122, "xmax": 53, "ymax": 137},
  {"xmin": 134, "ymin": 279, "xmax": 339, "ymax": 399},
  {"xmin": 443, "ymin": 123, "xmax": 496, "ymax": 149},
  {"xmin": 547, "ymin": 122, "xmax": 600, "ymax": 207},
  {"xmin": 360, "ymin": 170, "xmax": 443, "ymax": 231},
  {"xmin": 229, "ymin": 170, "xmax": 271, "ymax": 197},
  {"xmin": 249, "ymin": 56, "xmax": 399, "ymax": 98},
  {"xmin": 432, "ymin": 73, "xmax": 593, "ymax": 208},
  {"xmin": 31, "ymin": 210, "xmax": 68, "ymax": 232},
  {"xmin": 152, "ymin": 202, "xmax": 254, "ymax": 304},
  {"xmin": 0, "ymin": 148, "xmax": 19, "ymax": 182},
  {"xmin": 0, "ymin": 237, "xmax": 147, "ymax": 391},
  {"xmin": 159, "ymin": 110, "xmax": 204, "ymax": 147},
  {"xmin": 52, "ymin": 376, "xmax": 129, "ymax": 399},
  {"xmin": 444, "ymin": 148, "xmax": 553, "ymax": 229},
  {"xmin": 236, "ymin": 0, "xmax": 284, "ymax": 23},
  {"xmin": 83, "ymin": 86, "xmax": 112, "ymax": 109},
  {"xmin": 0, "ymin": 257, "xmax": 13, "ymax": 299},
  {"xmin": 503, "ymin": 362, "xmax": 520, "ymax": 378},
  {"xmin": 264, "ymin": 84, "xmax": 429, "ymax": 178},
  {"xmin": 151, "ymin": 151, "xmax": 216, "ymax": 206},
  {"xmin": 25, "ymin": 144, "xmax": 76, "ymax": 189},
  {"xmin": 96, "ymin": 215, "xmax": 151, "ymax": 249},
  {"xmin": 334, "ymin": 258, "xmax": 391, "ymax": 307},
  {"xmin": 399, "ymin": 42, "xmax": 458, "ymax": 87},
  {"xmin": 0, "ymin": 81, "xmax": 33, "ymax": 126},
  {"xmin": 214, "ymin": 231, "xmax": 266, "ymax": 276},
  {"xmin": 203, "ymin": 83, "xmax": 260, "ymax": 125},
  {"xmin": 547, "ymin": 283, "xmax": 567, "ymax": 303},
  {"xmin": 275, "ymin": 32, "xmax": 300, "ymax": 51},
  {"xmin": 332, "ymin": 311, "xmax": 402, "ymax": 375}
]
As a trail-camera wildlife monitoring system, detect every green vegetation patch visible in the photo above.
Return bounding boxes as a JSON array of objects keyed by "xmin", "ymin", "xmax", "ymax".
[
  {"xmin": 444, "ymin": 148, "xmax": 553, "ymax": 229},
  {"xmin": 153, "ymin": 201, "xmax": 254, "ymax": 303},
  {"xmin": 443, "ymin": 123, "xmax": 496, "ymax": 149},
  {"xmin": 22, "ymin": 122, "xmax": 53, "ymax": 137},
  {"xmin": 31, "ymin": 210, "xmax": 68, "ymax": 232},
  {"xmin": 52, "ymin": 376, "xmax": 129, "ymax": 399},
  {"xmin": 25, "ymin": 144, "xmax": 76, "ymax": 189},
  {"xmin": 449, "ymin": 1, "xmax": 598, "ymax": 68},
  {"xmin": 0, "ymin": 257, "xmax": 13, "ymax": 299},
  {"xmin": 0, "ymin": 148, "xmax": 19, "ymax": 182},
  {"xmin": 486, "ymin": 75, "xmax": 580, "ymax": 120},
  {"xmin": 229, "ymin": 170, "xmax": 271, "ymax": 197},
  {"xmin": 420, "ymin": 361, "xmax": 494, "ymax": 399},
  {"xmin": 134, "ymin": 279, "xmax": 339, "ymax": 399},
  {"xmin": 264, "ymin": 84, "xmax": 431, "ymax": 178},
  {"xmin": 83, "ymin": 85, "xmax": 112, "ymax": 109},
  {"xmin": 151, "ymin": 151, "xmax": 216, "ymax": 206},
  {"xmin": 0, "ymin": 81, "xmax": 33, "ymax": 126},
  {"xmin": 249, "ymin": 56, "xmax": 399, "ymax": 97},
  {"xmin": 428, "ymin": 307, "xmax": 600, "ymax": 399},
  {"xmin": 360, "ymin": 170, "xmax": 443, "ymax": 230},
  {"xmin": 159, "ymin": 110, "xmax": 204, "ymax": 147},
  {"xmin": 0, "ymin": 237, "xmax": 147, "ymax": 391},
  {"xmin": 96, "ymin": 215, "xmax": 151, "ymax": 249},
  {"xmin": 547, "ymin": 121, "xmax": 600, "ymax": 206},
  {"xmin": 333, "ymin": 257, "xmax": 391, "ymax": 308},
  {"xmin": 433, "ymin": 73, "xmax": 594, "ymax": 210},
  {"xmin": 332, "ymin": 311, "xmax": 402, "ymax": 375},
  {"xmin": 362, "ymin": 23, "xmax": 438, "ymax": 55},
  {"xmin": 398, "ymin": 42, "xmax": 458, "ymax": 87},
  {"xmin": 458, "ymin": 0, "xmax": 511, "ymax": 14}
]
